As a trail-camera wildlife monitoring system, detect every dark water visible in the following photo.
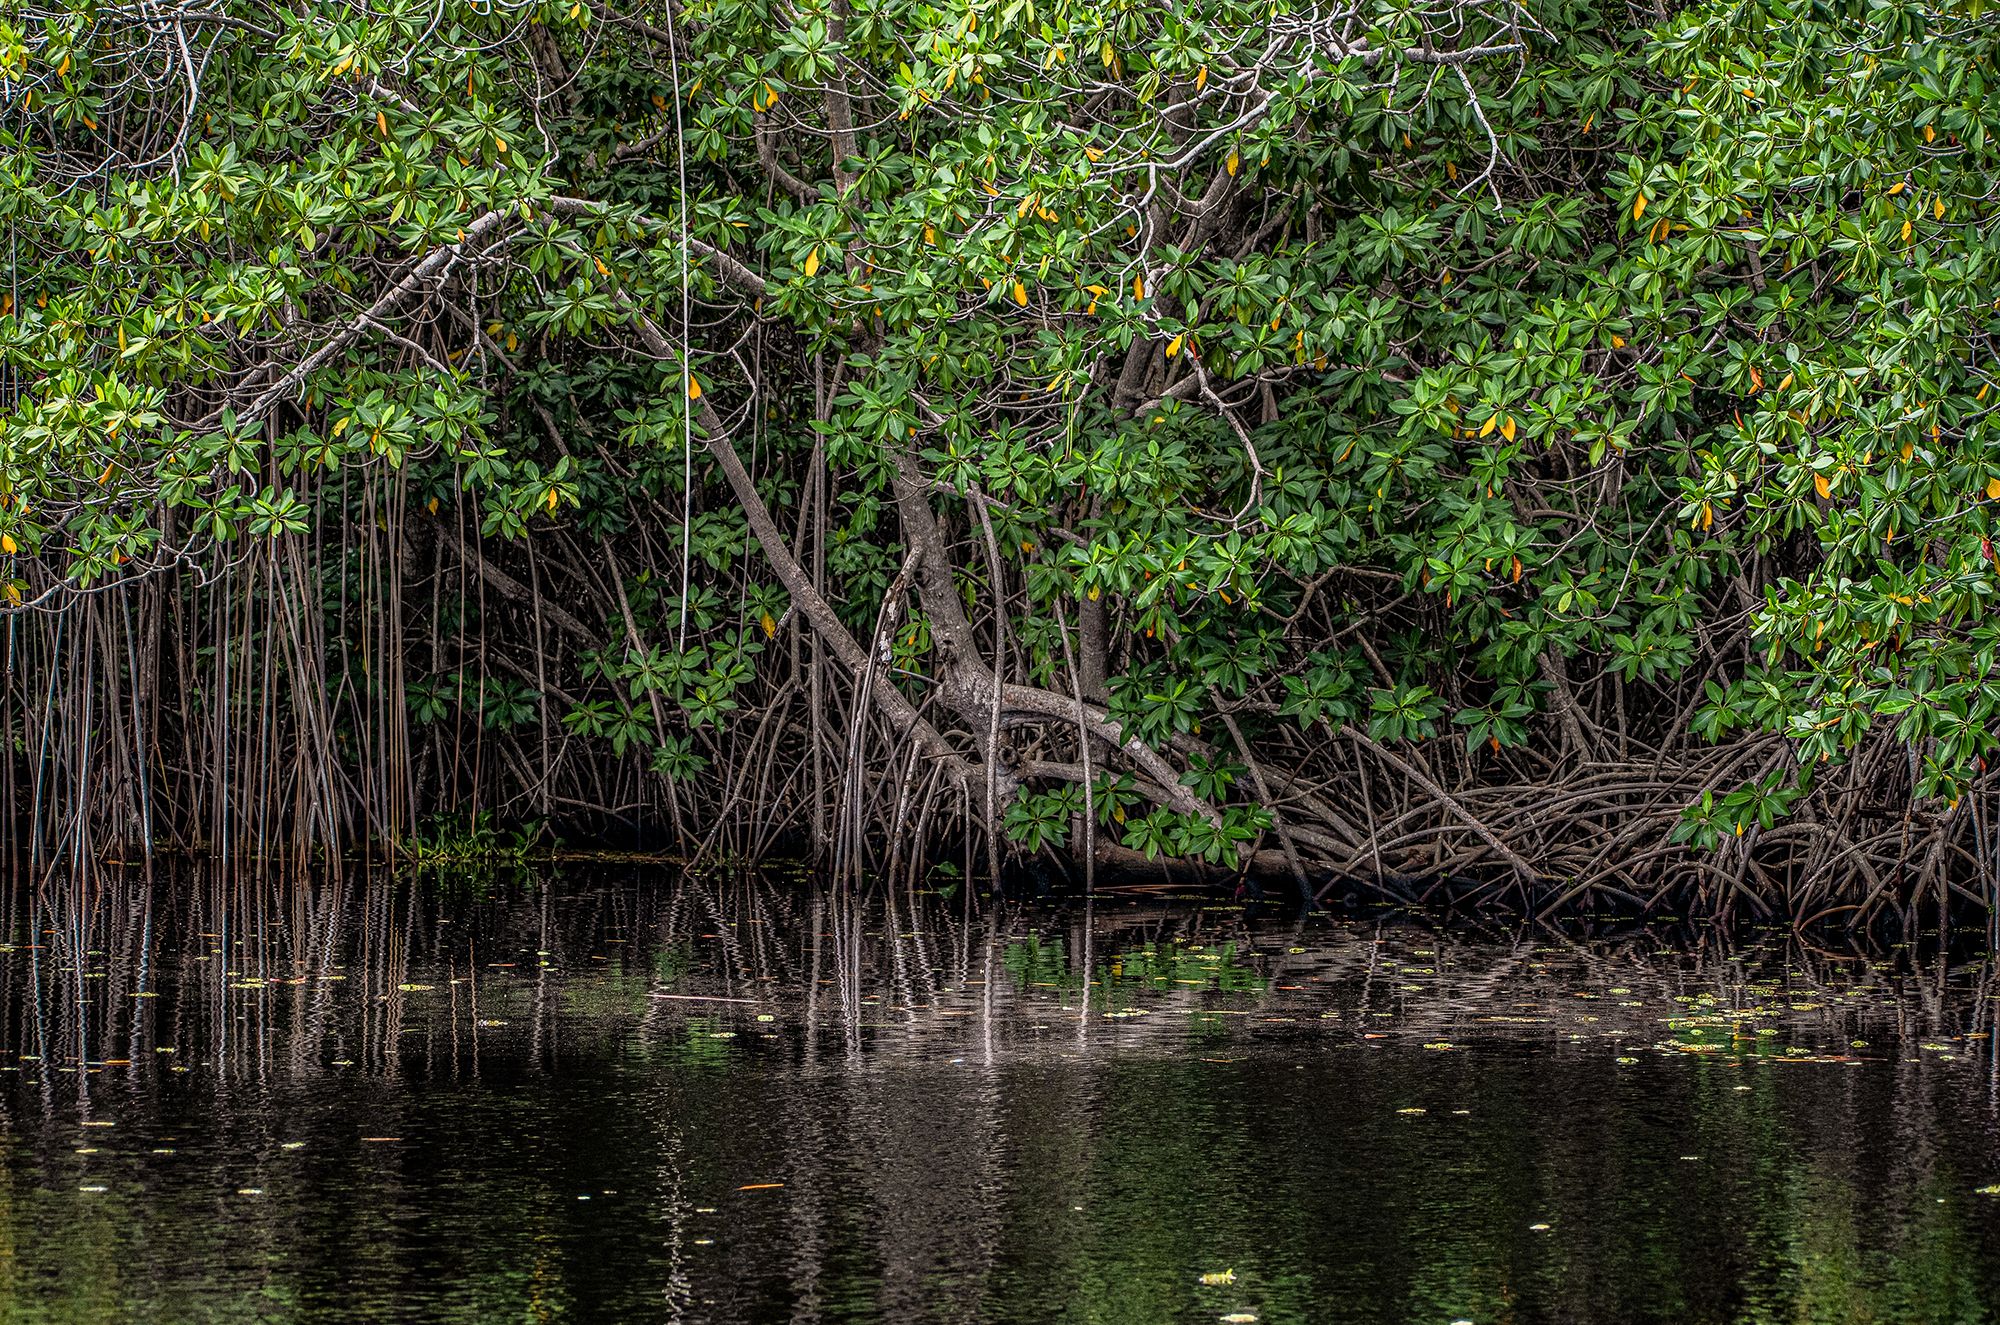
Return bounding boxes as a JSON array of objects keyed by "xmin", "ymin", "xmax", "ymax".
[{"xmin": 0, "ymin": 870, "xmax": 1998, "ymax": 1323}]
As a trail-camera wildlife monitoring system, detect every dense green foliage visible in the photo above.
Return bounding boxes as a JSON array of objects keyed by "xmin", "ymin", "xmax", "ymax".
[{"xmin": 6, "ymin": 0, "xmax": 2000, "ymax": 917}]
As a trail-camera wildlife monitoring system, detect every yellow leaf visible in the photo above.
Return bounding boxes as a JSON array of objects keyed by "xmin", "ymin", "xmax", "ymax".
[
  {"xmin": 803, "ymin": 247, "xmax": 820, "ymax": 278},
  {"xmin": 98, "ymin": 463, "xmax": 115, "ymax": 485},
  {"xmin": 1084, "ymin": 146, "xmax": 1102, "ymax": 163},
  {"xmin": 1900, "ymin": 441, "xmax": 1914, "ymax": 460},
  {"xmin": 1814, "ymin": 473, "xmax": 1831, "ymax": 500},
  {"xmin": 377, "ymin": 111, "xmax": 389, "ymax": 137},
  {"xmin": 1133, "ymin": 275, "xmax": 1146, "ymax": 300},
  {"xmin": 1632, "ymin": 192, "xmax": 1648, "ymax": 221},
  {"xmin": 688, "ymin": 375, "xmax": 702, "ymax": 401},
  {"xmin": 1923, "ymin": 123, "xmax": 1936, "ymax": 143},
  {"xmin": 1610, "ymin": 334, "xmax": 1626, "ymax": 348},
  {"xmin": 2, "ymin": 583, "xmax": 17, "ymax": 605},
  {"xmin": 922, "ymin": 224, "xmax": 935, "ymax": 244},
  {"xmin": 495, "ymin": 136, "xmax": 507, "ymax": 154},
  {"xmin": 0, "ymin": 534, "xmax": 14, "ymax": 554},
  {"xmin": 1446, "ymin": 160, "xmax": 1458, "ymax": 182},
  {"xmin": 545, "ymin": 488, "xmax": 559, "ymax": 512},
  {"xmin": 1986, "ymin": 477, "xmax": 2000, "ymax": 501},
  {"xmin": 1225, "ymin": 151, "xmax": 1239, "ymax": 177},
  {"xmin": 1887, "ymin": 180, "xmax": 1906, "ymax": 195},
  {"xmin": 1479, "ymin": 414, "xmax": 1497, "ymax": 438},
  {"xmin": 1777, "ymin": 372, "xmax": 1793, "ymax": 391},
  {"xmin": 1165, "ymin": 333, "xmax": 1184, "ymax": 358},
  {"xmin": 760, "ymin": 612, "xmax": 777, "ymax": 638},
  {"xmin": 1012, "ymin": 281, "xmax": 1027, "ymax": 307},
  {"xmin": 1902, "ymin": 219, "xmax": 1913, "ymax": 243},
  {"xmin": 1499, "ymin": 416, "xmax": 1517, "ymax": 442},
  {"xmin": 1512, "ymin": 556, "xmax": 1523, "ymax": 583},
  {"xmin": 1702, "ymin": 502, "xmax": 1714, "ymax": 530},
  {"xmin": 427, "ymin": 497, "xmax": 439, "ymax": 515},
  {"xmin": 1935, "ymin": 197, "xmax": 1945, "ymax": 219}
]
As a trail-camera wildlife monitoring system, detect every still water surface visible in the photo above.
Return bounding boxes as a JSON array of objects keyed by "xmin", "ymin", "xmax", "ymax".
[{"xmin": 1, "ymin": 869, "xmax": 1997, "ymax": 1323}]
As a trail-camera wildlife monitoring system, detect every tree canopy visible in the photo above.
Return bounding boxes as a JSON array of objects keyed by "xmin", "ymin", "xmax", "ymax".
[{"xmin": 5, "ymin": 0, "xmax": 1999, "ymax": 918}]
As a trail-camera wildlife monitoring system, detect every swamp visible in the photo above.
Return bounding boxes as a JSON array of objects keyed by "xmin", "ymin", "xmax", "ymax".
[
  {"xmin": 9, "ymin": 0, "xmax": 2000, "ymax": 1317},
  {"xmin": 1, "ymin": 867, "xmax": 1998, "ymax": 1323}
]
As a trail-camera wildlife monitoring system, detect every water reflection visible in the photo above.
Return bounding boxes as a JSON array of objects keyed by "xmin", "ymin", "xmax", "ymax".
[{"xmin": 0, "ymin": 866, "xmax": 1996, "ymax": 1323}]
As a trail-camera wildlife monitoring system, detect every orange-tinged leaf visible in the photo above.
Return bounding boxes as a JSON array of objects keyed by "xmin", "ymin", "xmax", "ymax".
[
  {"xmin": 376, "ymin": 111, "xmax": 389, "ymax": 136},
  {"xmin": 1923, "ymin": 123, "xmax": 1936, "ymax": 143},
  {"xmin": 687, "ymin": 375, "xmax": 702, "ymax": 401},
  {"xmin": 1887, "ymin": 180, "xmax": 1906, "ymax": 195},
  {"xmin": 1011, "ymin": 280, "xmax": 1027, "ymax": 307},
  {"xmin": 1511, "ymin": 556, "xmax": 1522, "ymax": 583},
  {"xmin": 1934, "ymin": 196, "xmax": 1945, "ymax": 219},
  {"xmin": 803, "ymin": 247, "xmax": 820, "ymax": 278},
  {"xmin": 1479, "ymin": 414, "xmax": 1497, "ymax": 438},
  {"xmin": 1499, "ymin": 416, "xmax": 1516, "ymax": 442},
  {"xmin": 1814, "ymin": 473, "xmax": 1831, "ymax": 500},
  {"xmin": 1986, "ymin": 477, "xmax": 2000, "ymax": 501},
  {"xmin": 545, "ymin": 488, "xmax": 559, "ymax": 512},
  {"xmin": 1225, "ymin": 150, "xmax": 1239, "ymax": 177},
  {"xmin": 0, "ymin": 534, "xmax": 15, "ymax": 555},
  {"xmin": 1133, "ymin": 275, "xmax": 1146, "ymax": 300},
  {"xmin": 1610, "ymin": 333, "xmax": 1626, "ymax": 348},
  {"xmin": 1165, "ymin": 333, "xmax": 1184, "ymax": 358},
  {"xmin": 1632, "ymin": 192, "xmax": 1648, "ymax": 221},
  {"xmin": 760, "ymin": 612, "xmax": 777, "ymax": 638},
  {"xmin": 1195, "ymin": 66, "xmax": 1208, "ymax": 92}
]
